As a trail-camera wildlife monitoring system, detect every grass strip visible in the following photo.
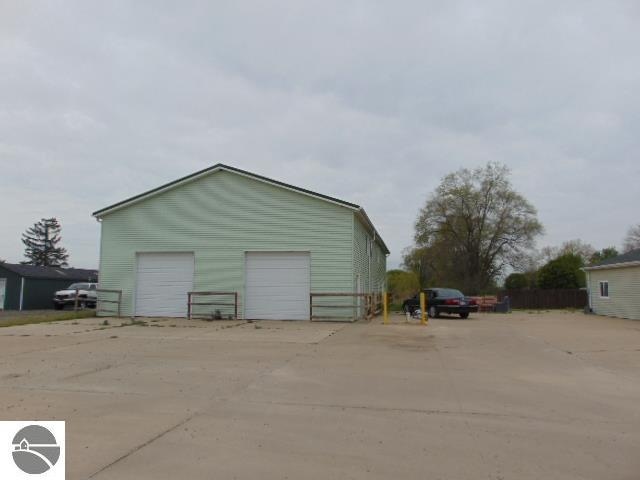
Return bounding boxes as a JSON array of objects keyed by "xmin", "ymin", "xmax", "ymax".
[{"xmin": 0, "ymin": 310, "xmax": 96, "ymax": 328}]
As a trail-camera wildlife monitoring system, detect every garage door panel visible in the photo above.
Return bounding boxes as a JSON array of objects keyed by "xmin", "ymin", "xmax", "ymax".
[
  {"xmin": 245, "ymin": 252, "xmax": 310, "ymax": 320},
  {"xmin": 248, "ymin": 269, "xmax": 309, "ymax": 279},
  {"xmin": 245, "ymin": 283, "xmax": 309, "ymax": 292},
  {"xmin": 135, "ymin": 253, "xmax": 194, "ymax": 318},
  {"xmin": 246, "ymin": 271, "xmax": 309, "ymax": 279}
]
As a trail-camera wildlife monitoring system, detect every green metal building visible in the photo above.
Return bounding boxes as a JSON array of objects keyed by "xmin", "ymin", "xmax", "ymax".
[
  {"xmin": 93, "ymin": 164, "xmax": 389, "ymax": 320},
  {"xmin": 0, "ymin": 263, "xmax": 98, "ymax": 310}
]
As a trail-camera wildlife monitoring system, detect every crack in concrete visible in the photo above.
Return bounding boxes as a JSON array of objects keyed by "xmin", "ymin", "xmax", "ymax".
[
  {"xmin": 2, "ymin": 336, "xmax": 111, "ymax": 358},
  {"xmin": 570, "ymin": 349, "xmax": 640, "ymax": 354},
  {"xmin": 85, "ymin": 335, "xmax": 316, "ymax": 478},
  {"xmin": 235, "ymin": 398, "xmax": 626, "ymax": 425},
  {"xmin": 87, "ymin": 411, "xmax": 199, "ymax": 479},
  {"xmin": 0, "ymin": 384, "xmax": 146, "ymax": 396},
  {"xmin": 62, "ymin": 363, "xmax": 115, "ymax": 380}
]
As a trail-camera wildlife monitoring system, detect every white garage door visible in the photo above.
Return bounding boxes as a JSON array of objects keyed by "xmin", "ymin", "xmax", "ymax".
[
  {"xmin": 245, "ymin": 252, "xmax": 310, "ymax": 320},
  {"xmin": 135, "ymin": 252, "xmax": 194, "ymax": 317}
]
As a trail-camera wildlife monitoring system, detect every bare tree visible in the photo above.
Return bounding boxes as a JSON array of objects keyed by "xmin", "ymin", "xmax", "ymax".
[
  {"xmin": 410, "ymin": 162, "xmax": 543, "ymax": 294},
  {"xmin": 623, "ymin": 224, "xmax": 640, "ymax": 252},
  {"xmin": 557, "ymin": 239, "xmax": 595, "ymax": 263},
  {"xmin": 534, "ymin": 239, "xmax": 596, "ymax": 267}
]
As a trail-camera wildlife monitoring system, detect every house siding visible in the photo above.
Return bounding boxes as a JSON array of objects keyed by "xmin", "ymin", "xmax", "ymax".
[
  {"xmin": 353, "ymin": 215, "xmax": 387, "ymax": 294},
  {"xmin": 98, "ymin": 170, "xmax": 355, "ymax": 317},
  {"xmin": 588, "ymin": 266, "xmax": 640, "ymax": 320}
]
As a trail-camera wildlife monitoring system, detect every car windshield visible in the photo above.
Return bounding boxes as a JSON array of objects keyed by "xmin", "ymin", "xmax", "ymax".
[
  {"xmin": 436, "ymin": 288, "xmax": 464, "ymax": 298},
  {"xmin": 68, "ymin": 283, "xmax": 90, "ymax": 290}
]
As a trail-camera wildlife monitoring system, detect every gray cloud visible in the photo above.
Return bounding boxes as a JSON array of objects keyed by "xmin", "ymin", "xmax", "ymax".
[{"xmin": 1, "ymin": 1, "xmax": 639, "ymax": 268}]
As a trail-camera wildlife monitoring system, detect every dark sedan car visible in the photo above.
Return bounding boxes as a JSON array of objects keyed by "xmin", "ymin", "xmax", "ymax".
[{"xmin": 402, "ymin": 288, "xmax": 478, "ymax": 319}]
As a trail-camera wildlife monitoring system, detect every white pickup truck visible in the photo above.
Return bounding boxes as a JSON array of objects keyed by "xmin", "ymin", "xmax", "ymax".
[{"xmin": 53, "ymin": 282, "xmax": 98, "ymax": 310}]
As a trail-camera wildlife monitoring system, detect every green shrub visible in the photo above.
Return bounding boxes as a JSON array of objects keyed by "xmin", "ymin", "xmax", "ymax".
[
  {"xmin": 386, "ymin": 270, "xmax": 420, "ymax": 302},
  {"xmin": 537, "ymin": 253, "xmax": 585, "ymax": 289}
]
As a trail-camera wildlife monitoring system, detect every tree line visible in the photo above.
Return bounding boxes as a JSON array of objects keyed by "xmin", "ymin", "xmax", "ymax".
[
  {"xmin": 389, "ymin": 163, "xmax": 640, "ymax": 302},
  {"xmin": 6, "ymin": 173, "xmax": 640, "ymax": 292},
  {"xmin": 504, "ymin": 240, "xmax": 617, "ymax": 291}
]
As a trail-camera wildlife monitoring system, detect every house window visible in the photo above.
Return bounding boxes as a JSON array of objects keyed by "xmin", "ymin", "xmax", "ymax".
[{"xmin": 599, "ymin": 281, "xmax": 609, "ymax": 298}]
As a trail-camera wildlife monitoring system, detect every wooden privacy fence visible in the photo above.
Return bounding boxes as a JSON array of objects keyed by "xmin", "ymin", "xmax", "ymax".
[
  {"xmin": 499, "ymin": 289, "xmax": 587, "ymax": 309},
  {"xmin": 95, "ymin": 289, "xmax": 122, "ymax": 317},
  {"xmin": 310, "ymin": 292, "xmax": 383, "ymax": 322},
  {"xmin": 187, "ymin": 291, "xmax": 238, "ymax": 320}
]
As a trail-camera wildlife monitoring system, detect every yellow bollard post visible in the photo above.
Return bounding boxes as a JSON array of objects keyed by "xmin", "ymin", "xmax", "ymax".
[
  {"xmin": 383, "ymin": 292, "xmax": 389, "ymax": 325},
  {"xmin": 424, "ymin": 292, "xmax": 429, "ymax": 326},
  {"xmin": 420, "ymin": 292, "xmax": 427, "ymax": 325}
]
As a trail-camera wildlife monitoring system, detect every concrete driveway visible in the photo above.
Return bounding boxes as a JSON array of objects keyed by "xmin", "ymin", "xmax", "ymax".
[{"xmin": 1, "ymin": 312, "xmax": 639, "ymax": 479}]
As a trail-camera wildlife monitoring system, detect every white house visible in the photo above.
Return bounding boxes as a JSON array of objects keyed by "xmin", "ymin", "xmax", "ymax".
[{"xmin": 584, "ymin": 248, "xmax": 640, "ymax": 320}]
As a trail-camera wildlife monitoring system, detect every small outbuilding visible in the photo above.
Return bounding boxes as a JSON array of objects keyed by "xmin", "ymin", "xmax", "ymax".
[
  {"xmin": 0, "ymin": 263, "xmax": 98, "ymax": 311},
  {"xmin": 93, "ymin": 164, "xmax": 389, "ymax": 320},
  {"xmin": 584, "ymin": 248, "xmax": 640, "ymax": 320}
]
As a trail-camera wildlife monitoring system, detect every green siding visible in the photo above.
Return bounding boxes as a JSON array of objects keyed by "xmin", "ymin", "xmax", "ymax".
[
  {"xmin": 22, "ymin": 278, "xmax": 81, "ymax": 310},
  {"xmin": 0, "ymin": 265, "xmax": 95, "ymax": 311},
  {"xmin": 372, "ymin": 237, "xmax": 387, "ymax": 292},
  {"xmin": 342, "ymin": 215, "xmax": 386, "ymax": 319},
  {"xmin": 98, "ymin": 170, "xmax": 356, "ymax": 317},
  {"xmin": 0, "ymin": 266, "xmax": 21, "ymax": 310},
  {"xmin": 588, "ymin": 266, "xmax": 640, "ymax": 320},
  {"xmin": 353, "ymin": 215, "xmax": 387, "ymax": 294}
]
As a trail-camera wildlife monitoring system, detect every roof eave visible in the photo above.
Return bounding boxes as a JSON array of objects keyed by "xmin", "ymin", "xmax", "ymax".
[
  {"xmin": 356, "ymin": 209, "xmax": 390, "ymax": 255},
  {"xmin": 92, "ymin": 163, "xmax": 361, "ymax": 218},
  {"xmin": 92, "ymin": 164, "xmax": 227, "ymax": 218},
  {"xmin": 92, "ymin": 163, "xmax": 390, "ymax": 255},
  {"xmin": 583, "ymin": 260, "xmax": 640, "ymax": 271}
]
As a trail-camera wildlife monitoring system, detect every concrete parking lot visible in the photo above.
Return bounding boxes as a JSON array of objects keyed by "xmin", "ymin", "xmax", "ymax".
[{"xmin": 1, "ymin": 311, "xmax": 639, "ymax": 479}]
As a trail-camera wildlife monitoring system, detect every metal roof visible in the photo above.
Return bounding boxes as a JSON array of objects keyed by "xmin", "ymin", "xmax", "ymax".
[
  {"xmin": 0, "ymin": 263, "xmax": 98, "ymax": 280},
  {"xmin": 92, "ymin": 163, "xmax": 390, "ymax": 254}
]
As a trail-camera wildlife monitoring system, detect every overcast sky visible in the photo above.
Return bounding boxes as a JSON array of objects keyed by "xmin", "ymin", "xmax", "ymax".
[{"xmin": 1, "ymin": 1, "xmax": 639, "ymax": 269}]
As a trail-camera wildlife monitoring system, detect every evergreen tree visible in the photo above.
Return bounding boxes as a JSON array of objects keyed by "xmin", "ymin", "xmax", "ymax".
[{"xmin": 21, "ymin": 218, "xmax": 69, "ymax": 267}]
